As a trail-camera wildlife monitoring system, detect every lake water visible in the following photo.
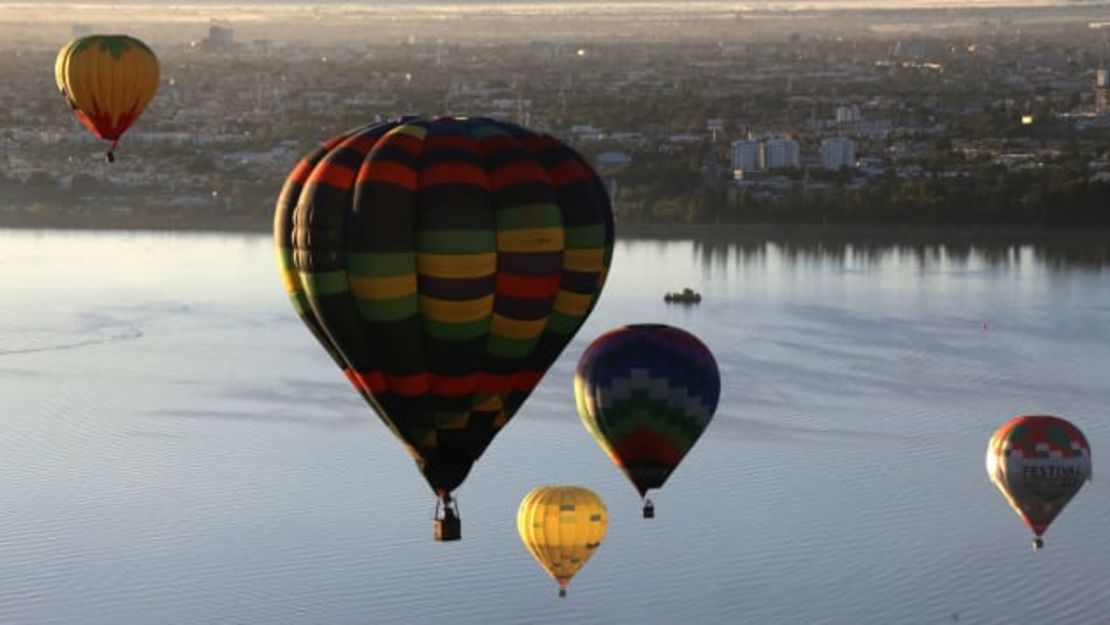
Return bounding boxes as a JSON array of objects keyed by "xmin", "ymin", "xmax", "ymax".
[{"xmin": 1, "ymin": 229, "xmax": 1108, "ymax": 625}]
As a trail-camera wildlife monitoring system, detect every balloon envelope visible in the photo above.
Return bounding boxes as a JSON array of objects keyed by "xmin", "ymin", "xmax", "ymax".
[
  {"xmin": 575, "ymin": 324, "xmax": 719, "ymax": 498},
  {"xmin": 986, "ymin": 415, "xmax": 1091, "ymax": 541},
  {"xmin": 55, "ymin": 34, "xmax": 159, "ymax": 156},
  {"xmin": 275, "ymin": 117, "xmax": 614, "ymax": 499},
  {"xmin": 517, "ymin": 485, "xmax": 608, "ymax": 595}
]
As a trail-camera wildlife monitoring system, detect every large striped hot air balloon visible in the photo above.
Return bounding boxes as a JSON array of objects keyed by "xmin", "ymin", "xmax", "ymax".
[
  {"xmin": 575, "ymin": 324, "xmax": 719, "ymax": 518},
  {"xmin": 517, "ymin": 485, "xmax": 608, "ymax": 597},
  {"xmin": 275, "ymin": 116, "xmax": 614, "ymax": 540},
  {"xmin": 54, "ymin": 34, "xmax": 160, "ymax": 162},
  {"xmin": 986, "ymin": 415, "xmax": 1091, "ymax": 549}
]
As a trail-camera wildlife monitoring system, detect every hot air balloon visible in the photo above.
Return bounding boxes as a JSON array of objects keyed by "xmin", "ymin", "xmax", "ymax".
[
  {"xmin": 986, "ymin": 415, "xmax": 1091, "ymax": 549},
  {"xmin": 275, "ymin": 117, "xmax": 614, "ymax": 540},
  {"xmin": 517, "ymin": 485, "xmax": 608, "ymax": 597},
  {"xmin": 54, "ymin": 34, "xmax": 159, "ymax": 162},
  {"xmin": 575, "ymin": 324, "xmax": 719, "ymax": 518}
]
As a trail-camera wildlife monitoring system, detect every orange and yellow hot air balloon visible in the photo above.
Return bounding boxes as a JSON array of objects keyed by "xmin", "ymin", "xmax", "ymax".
[{"xmin": 55, "ymin": 34, "xmax": 159, "ymax": 162}]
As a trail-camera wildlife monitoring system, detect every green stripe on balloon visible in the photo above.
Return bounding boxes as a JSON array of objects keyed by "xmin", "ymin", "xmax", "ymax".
[
  {"xmin": 356, "ymin": 295, "xmax": 418, "ymax": 322},
  {"xmin": 348, "ymin": 252, "xmax": 415, "ymax": 277}
]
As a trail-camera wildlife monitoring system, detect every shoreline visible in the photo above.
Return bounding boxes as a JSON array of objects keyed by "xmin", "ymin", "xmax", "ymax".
[
  {"xmin": 613, "ymin": 223, "xmax": 1110, "ymax": 241},
  {"xmin": 2, "ymin": 218, "xmax": 1109, "ymax": 241}
]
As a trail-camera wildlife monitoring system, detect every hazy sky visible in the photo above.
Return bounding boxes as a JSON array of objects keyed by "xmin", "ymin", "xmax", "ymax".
[{"xmin": 1, "ymin": 0, "xmax": 1103, "ymax": 6}]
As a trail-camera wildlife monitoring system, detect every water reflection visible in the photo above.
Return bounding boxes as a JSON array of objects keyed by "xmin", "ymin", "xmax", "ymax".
[{"xmin": 680, "ymin": 234, "xmax": 1110, "ymax": 273}]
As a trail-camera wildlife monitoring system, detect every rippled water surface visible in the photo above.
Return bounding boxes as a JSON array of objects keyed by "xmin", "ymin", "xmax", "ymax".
[{"xmin": 1, "ymin": 229, "xmax": 1109, "ymax": 625}]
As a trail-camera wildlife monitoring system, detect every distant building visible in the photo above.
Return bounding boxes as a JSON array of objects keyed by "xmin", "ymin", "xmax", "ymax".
[
  {"xmin": 569, "ymin": 124, "xmax": 602, "ymax": 142},
  {"xmin": 764, "ymin": 138, "xmax": 800, "ymax": 169},
  {"xmin": 596, "ymin": 151, "xmax": 632, "ymax": 169},
  {"xmin": 209, "ymin": 25, "xmax": 234, "ymax": 43},
  {"xmin": 667, "ymin": 132, "xmax": 702, "ymax": 144},
  {"xmin": 836, "ymin": 104, "xmax": 861, "ymax": 124},
  {"xmin": 730, "ymin": 139, "xmax": 762, "ymax": 171},
  {"xmin": 250, "ymin": 39, "xmax": 279, "ymax": 54},
  {"xmin": 821, "ymin": 137, "xmax": 857, "ymax": 170},
  {"xmin": 528, "ymin": 41, "xmax": 565, "ymax": 59},
  {"xmin": 706, "ymin": 118, "xmax": 725, "ymax": 141},
  {"xmin": 198, "ymin": 25, "xmax": 235, "ymax": 51},
  {"xmin": 1097, "ymin": 70, "xmax": 1109, "ymax": 113}
]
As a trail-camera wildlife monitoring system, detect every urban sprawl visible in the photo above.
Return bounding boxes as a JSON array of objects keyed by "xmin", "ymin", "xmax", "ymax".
[{"xmin": 4, "ymin": 4, "xmax": 1110, "ymax": 229}]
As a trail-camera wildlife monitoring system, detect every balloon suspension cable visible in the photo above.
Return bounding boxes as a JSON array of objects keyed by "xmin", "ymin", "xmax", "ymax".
[{"xmin": 438, "ymin": 493, "xmax": 459, "ymax": 519}]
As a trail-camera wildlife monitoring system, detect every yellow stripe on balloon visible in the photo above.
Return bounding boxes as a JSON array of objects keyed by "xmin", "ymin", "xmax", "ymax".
[
  {"xmin": 552, "ymin": 291, "xmax": 593, "ymax": 317},
  {"xmin": 490, "ymin": 314, "xmax": 546, "ymax": 340},
  {"xmin": 385, "ymin": 123, "xmax": 428, "ymax": 141},
  {"xmin": 563, "ymin": 248, "xmax": 605, "ymax": 273},
  {"xmin": 497, "ymin": 227, "xmax": 565, "ymax": 253},
  {"xmin": 419, "ymin": 294, "xmax": 494, "ymax": 323},
  {"xmin": 350, "ymin": 273, "xmax": 418, "ymax": 300},
  {"xmin": 417, "ymin": 252, "xmax": 496, "ymax": 279}
]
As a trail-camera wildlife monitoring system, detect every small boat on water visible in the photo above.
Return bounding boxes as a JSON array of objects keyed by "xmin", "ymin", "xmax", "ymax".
[{"xmin": 664, "ymin": 288, "xmax": 701, "ymax": 304}]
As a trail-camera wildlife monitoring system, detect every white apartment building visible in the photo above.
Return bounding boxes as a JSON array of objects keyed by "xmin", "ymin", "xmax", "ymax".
[
  {"xmin": 764, "ymin": 138, "xmax": 800, "ymax": 169},
  {"xmin": 730, "ymin": 139, "xmax": 763, "ymax": 171},
  {"xmin": 821, "ymin": 137, "xmax": 857, "ymax": 170},
  {"xmin": 836, "ymin": 104, "xmax": 861, "ymax": 124}
]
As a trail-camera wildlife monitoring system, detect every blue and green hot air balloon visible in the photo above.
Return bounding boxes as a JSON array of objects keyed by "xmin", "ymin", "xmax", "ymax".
[{"xmin": 575, "ymin": 324, "xmax": 719, "ymax": 518}]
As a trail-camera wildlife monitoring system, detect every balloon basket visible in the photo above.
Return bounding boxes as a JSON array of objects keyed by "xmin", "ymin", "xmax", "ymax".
[
  {"xmin": 642, "ymin": 500, "xmax": 655, "ymax": 519},
  {"xmin": 558, "ymin": 588, "xmax": 567, "ymax": 598},
  {"xmin": 434, "ymin": 497, "xmax": 461, "ymax": 541},
  {"xmin": 1033, "ymin": 537, "xmax": 1044, "ymax": 550},
  {"xmin": 434, "ymin": 516, "xmax": 461, "ymax": 541}
]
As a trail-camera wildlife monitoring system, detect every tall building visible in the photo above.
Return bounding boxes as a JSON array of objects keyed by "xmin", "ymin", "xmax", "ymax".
[
  {"xmin": 764, "ymin": 138, "xmax": 800, "ymax": 169},
  {"xmin": 821, "ymin": 137, "xmax": 857, "ymax": 170},
  {"xmin": 730, "ymin": 140, "xmax": 762, "ymax": 171},
  {"xmin": 1097, "ymin": 70, "xmax": 1109, "ymax": 113},
  {"xmin": 199, "ymin": 24, "xmax": 235, "ymax": 51},
  {"xmin": 210, "ymin": 25, "xmax": 234, "ymax": 43}
]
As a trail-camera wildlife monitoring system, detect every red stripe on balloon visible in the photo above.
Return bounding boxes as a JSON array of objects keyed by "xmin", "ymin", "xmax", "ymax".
[
  {"xmin": 496, "ymin": 273, "xmax": 561, "ymax": 299},
  {"xmin": 346, "ymin": 370, "xmax": 544, "ymax": 398},
  {"xmin": 308, "ymin": 162, "xmax": 356, "ymax": 189},
  {"xmin": 613, "ymin": 427, "xmax": 684, "ymax": 466},
  {"xmin": 345, "ymin": 369, "xmax": 386, "ymax": 393},
  {"xmin": 287, "ymin": 160, "xmax": 314, "ymax": 185},
  {"xmin": 358, "ymin": 160, "xmax": 418, "ymax": 191},
  {"xmin": 490, "ymin": 161, "xmax": 549, "ymax": 190}
]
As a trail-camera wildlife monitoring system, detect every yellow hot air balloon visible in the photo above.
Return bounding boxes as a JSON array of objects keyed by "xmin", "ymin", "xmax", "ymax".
[
  {"xmin": 55, "ymin": 34, "xmax": 159, "ymax": 162},
  {"xmin": 517, "ymin": 485, "xmax": 608, "ymax": 597}
]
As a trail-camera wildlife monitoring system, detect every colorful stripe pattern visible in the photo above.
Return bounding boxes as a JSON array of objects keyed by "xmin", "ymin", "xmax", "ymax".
[
  {"xmin": 517, "ymin": 485, "xmax": 608, "ymax": 593},
  {"xmin": 54, "ymin": 35, "xmax": 159, "ymax": 144},
  {"xmin": 275, "ymin": 117, "xmax": 614, "ymax": 496},
  {"xmin": 986, "ymin": 415, "xmax": 1091, "ymax": 538},
  {"xmin": 575, "ymin": 324, "xmax": 719, "ymax": 496}
]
